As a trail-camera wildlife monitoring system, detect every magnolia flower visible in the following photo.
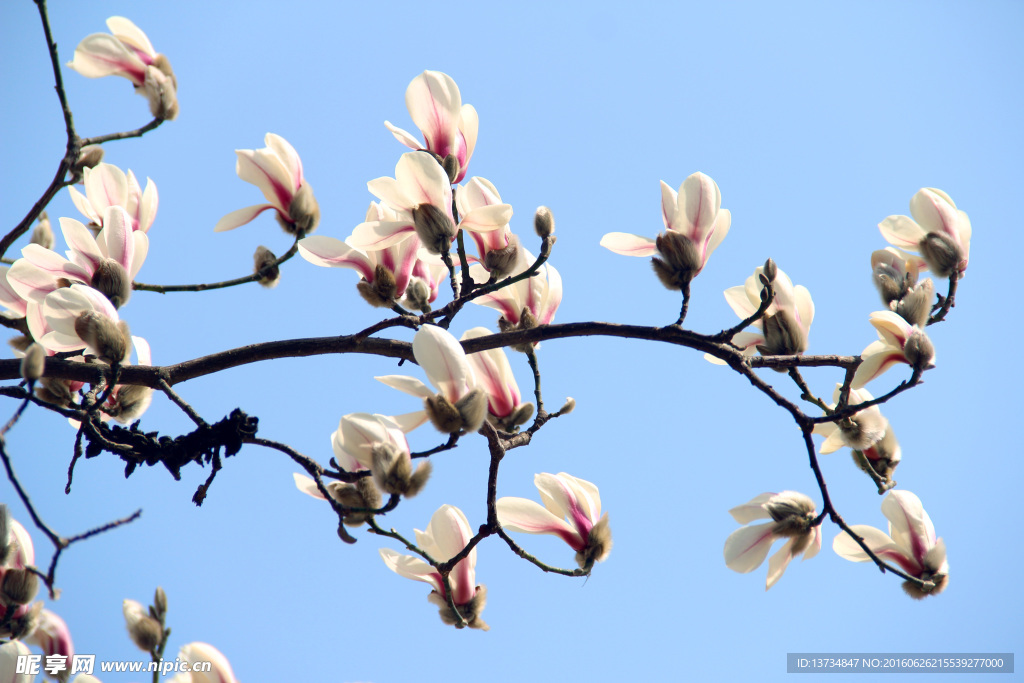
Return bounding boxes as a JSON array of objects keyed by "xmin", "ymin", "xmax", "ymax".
[
  {"xmin": 834, "ymin": 490, "xmax": 948, "ymax": 598},
  {"xmin": 497, "ymin": 472, "xmax": 612, "ymax": 569},
  {"xmin": 123, "ymin": 599, "xmax": 162, "ymax": 652},
  {"xmin": 299, "ymin": 202, "xmax": 445, "ymax": 312},
  {"xmin": 469, "ymin": 248, "xmax": 561, "ymax": 348},
  {"xmin": 377, "ymin": 325, "xmax": 487, "ymax": 434},
  {"xmin": 39, "ymin": 285, "xmax": 130, "ymax": 364},
  {"xmin": 724, "ymin": 491, "xmax": 822, "ymax": 590},
  {"xmin": 69, "ymin": 163, "xmax": 158, "ymax": 233},
  {"xmin": 712, "ymin": 263, "xmax": 813, "ymax": 362},
  {"xmin": 166, "ymin": 642, "xmax": 239, "ymax": 683},
  {"xmin": 455, "ymin": 177, "xmax": 518, "ymax": 276},
  {"xmin": 379, "ymin": 504, "xmax": 488, "ymax": 630},
  {"xmin": 0, "ymin": 268, "xmax": 27, "ymax": 320},
  {"xmin": 67, "ymin": 17, "xmax": 178, "ymax": 120},
  {"xmin": 10, "ymin": 207, "xmax": 148, "ymax": 311},
  {"xmin": 870, "ymin": 248, "xmax": 924, "ymax": 305},
  {"xmin": 601, "ymin": 172, "xmax": 731, "ymax": 288},
  {"xmin": 852, "ymin": 310, "xmax": 935, "ymax": 388},
  {"xmin": 878, "ymin": 188, "xmax": 971, "ymax": 277},
  {"xmin": 461, "ymin": 328, "xmax": 534, "ymax": 430},
  {"xmin": 348, "ymin": 152, "xmax": 510, "ymax": 256},
  {"xmin": 214, "ymin": 133, "xmax": 319, "ymax": 235},
  {"xmin": 385, "ymin": 71, "xmax": 479, "ymax": 183},
  {"xmin": 330, "ymin": 412, "xmax": 431, "ymax": 497}
]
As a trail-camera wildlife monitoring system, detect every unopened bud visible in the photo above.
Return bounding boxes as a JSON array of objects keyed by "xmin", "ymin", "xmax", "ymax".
[
  {"xmin": 73, "ymin": 145, "xmax": 105, "ymax": 176},
  {"xmin": 652, "ymin": 231, "xmax": 700, "ymax": 291},
  {"xmin": 371, "ymin": 443, "xmax": 432, "ymax": 497},
  {"xmin": 153, "ymin": 587, "xmax": 168, "ymax": 619},
  {"xmin": 30, "ymin": 212, "xmax": 54, "ymax": 250},
  {"xmin": 143, "ymin": 63, "xmax": 178, "ymax": 121},
  {"xmin": 559, "ymin": 397, "xmax": 576, "ymax": 414},
  {"xmin": 904, "ymin": 328, "xmax": 935, "ymax": 371},
  {"xmin": 20, "ymin": 343, "xmax": 46, "ymax": 382},
  {"xmin": 442, "ymin": 154, "xmax": 460, "ymax": 184},
  {"xmin": 492, "ymin": 402, "xmax": 534, "ymax": 431},
  {"xmin": 483, "ymin": 234, "xmax": 520, "ymax": 279},
  {"xmin": 764, "ymin": 491, "xmax": 816, "ymax": 537},
  {"xmin": 1, "ymin": 568, "xmax": 39, "ymax": 605},
  {"xmin": 411, "ymin": 203, "xmax": 456, "ymax": 254},
  {"xmin": 8, "ymin": 335, "xmax": 32, "ymax": 354},
  {"xmin": 253, "ymin": 246, "xmax": 280, "ymax": 288},
  {"xmin": 106, "ymin": 384, "xmax": 154, "ymax": 423},
  {"xmin": 123, "ymin": 598, "xmax": 162, "ymax": 651},
  {"xmin": 35, "ymin": 377, "xmax": 75, "ymax": 407},
  {"xmin": 91, "ymin": 258, "xmax": 132, "ymax": 309},
  {"xmin": 873, "ymin": 263, "xmax": 911, "ymax": 304},
  {"xmin": 403, "ymin": 279, "xmax": 431, "ymax": 313},
  {"xmin": 356, "ymin": 264, "xmax": 398, "ymax": 308},
  {"xmin": 893, "ymin": 278, "xmax": 934, "ymax": 327},
  {"xmin": 424, "ymin": 394, "xmax": 466, "ymax": 434},
  {"xmin": 757, "ymin": 310, "xmax": 807, "ymax": 357},
  {"xmin": 74, "ymin": 313, "xmax": 130, "ymax": 365},
  {"xmin": 918, "ymin": 232, "xmax": 963, "ymax": 278},
  {"xmin": 281, "ymin": 182, "xmax": 319, "ymax": 235},
  {"xmin": 761, "ymin": 258, "xmax": 777, "ymax": 284},
  {"xmin": 534, "ymin": 206, "xmax": 555, "ymax": 238}
]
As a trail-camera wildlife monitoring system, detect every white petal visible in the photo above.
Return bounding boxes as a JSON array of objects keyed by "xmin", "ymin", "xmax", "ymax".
[
  {"xmin": 413, "ymin": 325, "xmax": 473, "ymax": 401},
  {"xmin": 600, "ymin": 232, "xmax": 656, "ymax": 257},
  {"xmin": 724, "ymin": 522, "xmax": 775, "ymax": 573}
]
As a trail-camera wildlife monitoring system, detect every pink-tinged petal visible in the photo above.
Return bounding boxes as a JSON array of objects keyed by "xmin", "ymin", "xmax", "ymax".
[
  {"xmin": 406, "ymin": 71, "xmax": 461, "ymax": 155},
  {"xmin": 367, "ymin": 177, "xmax": 416, "ymax": 213},
  {"xmin": 106, "ymin": 17, "xmax": 156, "ymax": 59},
  {"xmin": 534, "ymin": 473, "xmax": 597, "ymax": 537},
  {"xmin": 348, "ymin": 220, "xmax": 417, "ymax": 251},
  {"xmin": 462, "ymin": 327, "xmax": 518, "ymax": 416},
  {"xmin": 177, "ymin": 642, "xmax": 239, "ymax": 683},
  {"xmin": 264, "ymin": 133, "xmax": 304, "ymax": 189},
  {"xmin": 330, "ymin": 430, "xmax": 365, "ymax": 472},
  {"xmin": 8, "ymin": 518, "xmax": 35, "ymax": 568},
  {"xmin": 67, "ymin": 33, "xmax": 146, "ymax": 84},
  {"xmin": 68, "ymin": 185, "xmax": 100, "ymax": 225},
  {"xmin": 804, "ymin": 525, "xmax": 823, "ymax": 561},
  {"xmin": 26, "ymin": 609, "xmax": 73, "ymax": 661},
  {"xmin": 459, "ymin": 204, "xmax": 513, "ymax": 233},
  {"xmin": 457, "ymin": 177, "xmax": 502, "ymax": 214},
  {"xmin": 538, "ymin": 263, "xmax": 562, "ymax": 325},
  {"xmin": 600, "ymin": 232, "xmax": 656, "ymax": 257},
  {"xmin": 957, "ymin": 210, "xmax": 972, "ymax": 262},
  {"xmin": 794, "ymin": 284, "xmax": 815, "ymax": 333},
  {"xmin": 0, "ymin": 268, "xmax": 27, "ymax": 319},
  {"xmin": 213, "ymin": 204, "xmax": 276, "ymax": 232},
  {"xmin": 882, "ymin": 490, "xmax": 935, "ymax": 564},
  {"xmin": 298, "ymin": 236, "xmax": 375, "ymax": 280},
  {"xmin": 375, "ymin": 374, "xmax": 434, "ymax": 400},
  {"xmin": 910, "ymin": 188, "xmax": 961, "ymax": 242},
  {"xmin": 379, "ymin": 548, "xmax": 444, "ymax": 595},
  {"xmin": 473, "ymin": 287, "xmax": 520, "ymax": 323},
  {"xmin": 235, "ymin": 149, "xmax": 292, "ymax": 212},
  {"xmin": 496, "ymin": 497, "xmax": 582, "ymax": 549},
  {"xmin": 384, "ymin": 121, "xmax": 423, "ymax": 150},
  {"xmin": 294, "ymin": 473, "xmax": 325, "ymax": 499},
  {"xmin": 424, "ymin": 505, "xmax": 475, "ymax": 603},
  {"xmin": 98, "ymin": 206, "xmax": 135, "ymax": 272},
  {"xmin": 394, "ymin": 151, "xmax": 452, "ymax": 209},
  {"xmin": 765, "ymin": 537, "xmax": 797, "ymax": 589},
  {"xmin": 878, "ymin": 215, "xmax": 926, "ymax": 249},
  {"xmin": 852, "ymin": 341, "xmax": 906, "ymax": 388},
  {"xmin": 728, "ymin": 493, "xmax": 774, "ymax": 524},
  {"xmin": 413, "ymin": 325, "xmax": 473, "ymax": 401},
  {"xmin": 84, "ymin": 163, "xmax": 129, "ymax": 214},
  {"xmin": 678, "ymin": 172, "xmax": 721, "ymax": 240},
  {"xmin": 869, "ymin": 310, "xmax": 912, "ymax": 347},
  {"xmin": 833, "ymin": 525, "xmax": 907, "ymax": 564},
  {"xmin": 9, "ymin": 246, "xmax": 88, "ymax": 303},
  {"xmin": 60, "ymin": 217, "xmax": 104, "ymax": 270},
  {"xmin": 724, "ymin": 522, "xmax": 775, "ymax": 573},
  {"xmin": 659, "ymin": 180, "xmax": 678, "ymax": 230}
]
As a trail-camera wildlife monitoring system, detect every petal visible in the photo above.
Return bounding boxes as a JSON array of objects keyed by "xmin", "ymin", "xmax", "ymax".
[
  {"xmin": 833, "ymin": 525, "xmax": 906, "ymax": 563},
  {"xmin": 679, "ymin": 172, "xmax": 721, "ymax": 240},
  {"xmin": 728, "ymin": 493, "xmax": 774, "ymax": 524},
  {"xmin": 660, "ymin": 180, "xmax": 678, "ymax": 230},
  {"xmin": 235, "ymin": 148, "xmax": 292, "ymax": 212},
  {"xmin": 878, "ymin": 215, "xmax": 926, "ymax": 250},
  {"xmin": 723, "ymin": 284, "xmax": 757, "ymax": 320},
  {"xmin": 298, "ymin": 235, "xmax": 374, "ymax": 280},
  {"xmin": 394, "ymin": 151, "xmax": 452, "ymax": 209},
  {"xmin": 213, "ymin": 204, "xmax": 277, "ymax": 232},
  {"xmin": 384, "ymin": 121, "xmax": 423, "ymax": 150},
  {"xmin": 724, "ymin": 522, "xmax": 775, "ymax": 573},
  {"xmin": 106, "ymin": 17, "xmax": 157, "ymax": 58},
  {"xmin": 98, "ymin": 206, "xmax": 135, "ymax": 272},
  {"xmin": 600, "ymin": 232, "xmax": 656, "ymax": 257},
  {"xmin": 68, "ymin": 33, "xmax": 146, "ymax": 84},
  {"xmin": 496, "ymin": 497, "xmax": 583, "ymax": 549},
  {"xmin": 765, "ymin": 537, "xmax": 797, "ymax": 589},
  {"xmin": 84, "ymin": 162, "xmax": 129, "ymax": 214},
  {"xmin": 413, "ymin": 325, "xmax": 473, "ymax": 401},
  {"xmin": 347, "ymin": 220, "xmax": 417, "ymax": 251},
  {"xmin": 264, "ymin": 133, "xmax": 303, "ymax": 190},
  {"xmin": 406, "ymin": 71, "xmax": 461, "ymax": 155},
  {"xmin": 462, "ymin": 327, "xmax": 519, "ymax": 417},
  {"xmin": 459, "ymin": 204, "xmax": 513, "ymax": 233},
  {"xmin": 379, "ymin": 548, "xmax": 444, "ymax": 594},
  {"xmin": 882, "ymin": 490, "xmax": 936, "ymax": 564},
  {"xmin": 910, "ymin": 188, "xmax": 961, "ymax": 241},
  {"xmin": 375, "ymin": 374, "xmax": 434, "ymax": 400},
  {"xmin": 60, "ymin": 217, "xmax": 104, "ymax": 271}
]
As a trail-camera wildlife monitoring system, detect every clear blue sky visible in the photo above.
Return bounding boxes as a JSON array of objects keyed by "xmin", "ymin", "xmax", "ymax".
[{"xmin": 1, "ymin": 1, "xmax": 1021, "ymax": 681}]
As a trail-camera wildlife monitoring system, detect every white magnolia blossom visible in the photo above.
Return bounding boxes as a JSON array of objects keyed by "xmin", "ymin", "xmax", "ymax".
[
  {"xmin": 385, "ymin": 70, "xmax": 479, "ymax": 183},
  {"xmin": 852, "ymin": 310, "xmax": 935, "ymax": 388},
  {"xmin": 878, "ymin": 188, "xmax": 971, "ymax": 277},
  {"xmin": 69, "ymin": 162, "xmax": 158, "ymax": 233},
  {"xmin": 469, "ymin": 248, "xmax": 562, "ymax": 340},
  {"xmin": 460, "ymin": 327, "xmax": 533, "ymax": 429},
  {"xmin": 834, "ymin": 490, "xmax": 949, "ymax": 598}
]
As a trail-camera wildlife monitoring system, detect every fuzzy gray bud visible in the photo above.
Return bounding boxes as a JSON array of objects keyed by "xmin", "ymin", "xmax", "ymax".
[
  {"xmin": 91, "ymin": 258, "xmax": 132, "ymax": 309},
  {"xmin": 534, "ymin": 206, "xmax": 555, "ymax": 238},
  {"xmin": 559, "ymin": 397, "xmax": 576, "ymax": 414},
  {"xmin": 918, "ymin": 232, "xmax": 962, "ymax": 278},
  {"xmin": 74, "ymin": 313, "xmax": 130, "ymax": 365},
  {"xmin": 153, "ymin": 586, "xmax": 168, "ymax": 619},
  {"xmin": 492, "ymin": 402, "xmax": 535, "ymax": 431},
  {"xmin": 757, "ymin": 310, "xmax": 807, "ymax": 357},
  {"xmin": 127, "ymin": 614, "xmax": 163, "ymax": 652},
  {"xmin": 442, "ymin": 154, "xmax": 461, "ymax": 184},
  {"xmin": 253, "ymin": 246, "xmax": 280, "ymax": 288},
  {"xmin": 764, "ymin": 492, "xmax": 816, "ymax": 538},
  {"xmin": 1, "ymin": 568, "xmax": 39, "ymax": 606},
  {"xmin": 873, "ymin": 264, "xmax": 911, "ymax": 304},
  {"xmin": 106, "ymin": 384, "xmax": 154, "ymax": 423},
  {"xmin": 761, "ymin": 258, "xmax": 777, "ymax": 284},
  {"xmin": 30, "ymin": 212, "xmax": 54, "ymax": 250},
  {"xmin": 483, "ymin": 235, "xmax": 520, "ymax": 279},
  {"xmin": 280, "ymin": 182, "xmax": 320, "ymax": 235},
  {"xmin": 72, "ymin": 145, "xmax": 105, "ymax": 177},
  {"xmin": 651, "ymin": 231, "xmax": 700, "ymax": 291},
  {"xmin": 894, "ymin": 278, "xmax": 934, "ymax": 327},
  {"xmin": 20, "ymin": 343, "xmax": 46, "ymax": 382},
  {"xmin": 403, "ymin": 279, "xmax": 432, "ymax": 313},
  {"xmin": 370, "ymin": 443, "xmax": 432, "ymax": 497},
  {"xmin": 143, "ymin": 59, "xmax": 178, "ymax": 121},
  {"xmin": 35, "ymin": 377, "xmax": 75, "ymax": 407},
  {"xmin": 904, "ymin": 328, "xmax": 935, "ymax": 371},
  {"xmin": 356, "ymin": 264, "xmax": 398, "ymax": 308},
  {"xmin": 411, "ymin": 203, "xmax": 456, "ymax": 254}
]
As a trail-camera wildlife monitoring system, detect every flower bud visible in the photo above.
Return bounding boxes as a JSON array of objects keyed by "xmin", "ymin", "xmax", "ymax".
[
  {"xmin": 411, "ymin": 203, "xmax": 456, "ymax": 254},
  {"xmin": 483, "ymin": 235, "xmax": 520, "ymax": 279},
  {"xmin": 153, "ymin": 586, "xmax": 168, "ymax": 619},
  {"xmin": 428, "ymin": 585, "xmax": 489, "ymax": 631},
  {"xmin": 90, "ymin": 258, "xmax": 132, "ymax": 309},
  {"xmin": 106, "ymin": 384, "xmax": 154, "ymax": 423},
  {"xmin": 576, "ymin": 514, "xmax": 613, "ymax": 569},
  {"xmin": 35, "ymin": 377, "xmax": 75, "ymax": 407},
  {"xmin": 331, "ymin": 477, "xmax": 383, "ymax": 527},
  {"xmin": 456, "ymin": 388, "xmax": 488, "ymax": 433},
  {"xmin": 30, "ymin": 212, "xmax": 54, "ymax": 250},
  {"xmin": 123, "ymin": 599, "xmax": 162, "ymax": 652},
  {"xmin": 534, "ymin": 206, "xmax": 555, "ymax": 238},
  {"xmin": 559, "ymin": 397, "xmax": 576, "ymax": 414},
  {"xmin": 764, "ymin": 491, "xmax": 816, "ymax": 537},
  {"xmin": 1, "ymin": 568, "xmax": 39, "ymax": 605},
  {"xmin": 651, "ymin": 231, "xmax": 700, "ymax": 291},
  {"xmin": 442, "ymin": 154, "xmax": 461, "ymax": 184},
  {"xmin": 72, "ymin": 145, "xmax": 105, "ymax": 176},
  {"xmin": 74, "ymin": 312, "xmax": 130, "ymax": 365},
  {"xmin": 356, "ymin": 264, "xmax": 398, "ymax": 308},
  {"xmin": 20, "ymin": 343, "xmax": 46, "ymax": 382},
  {"xmin": 143, "ymin": 63, "xmax": 178, "ymax": 121},
  {"xmin": 282, "ymin": 182, "xmax": 320, "ymax": 235},
  {"xmin": 253, "ymin": 246, "xmax": 280, "ymax": 288},
  {"xmin": 854, "ymin": 425, "xmax": 901, "ymax": 483},
  {"xmin": 403, "ymin": 279, "xmax": 431, "ymax": 313},
  {"xmin": 761, "ymin": 258, "xmax": 777, "ymax": 285},
  {"xmin": 904, "ymin": 327, "xmax": 935, "ymax": 371},
  {"xmin": 493, "ymin": 402, "xmax": 534, "ymax": 431},
  {"xmin": 873, "ymin": 263, "xmax": 910, "ymax": 305},
  {"xmin": 893, "ymin": 278, "xmax": 934, "ymax": 327},
  {"xmin": 370, "ymin": 443, "xmax": 432, "ymax": 497},
  {"xmin": 918, "ymin": 232, "xmax": 963, "ymax": 278},
  {"xmin": 757, "ymin": 310, "xmax": 807, "ymax": 357}
]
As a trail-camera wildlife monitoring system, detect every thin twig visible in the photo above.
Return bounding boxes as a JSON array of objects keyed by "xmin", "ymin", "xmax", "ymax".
[{"xmin": 133, "ymin": 240, "xmax": 299, "ymax": 293}]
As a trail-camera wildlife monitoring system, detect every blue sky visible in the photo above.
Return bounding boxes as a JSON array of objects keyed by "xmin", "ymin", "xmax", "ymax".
[{"xmin": 1, "ymin": 1, "xmax": 1021, "ymax": 681}]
